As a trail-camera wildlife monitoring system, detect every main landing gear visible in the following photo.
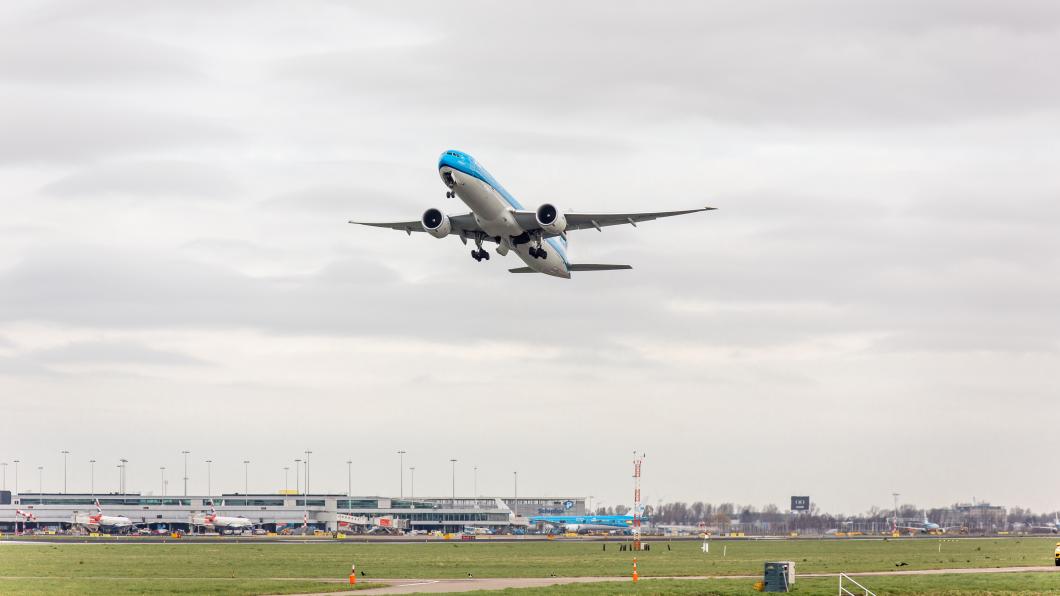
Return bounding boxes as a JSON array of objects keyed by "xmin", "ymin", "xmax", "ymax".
[
  {"xmin": 471, "ymin": 234, "xmax": 489, "ymax": 261},
  {"xmin": 528, "ymin": 234, "xmax": 548, "ymax": 260},
  {"xmin": 446, "ymin": 191, "xmax": 455, "ymax": 198}
]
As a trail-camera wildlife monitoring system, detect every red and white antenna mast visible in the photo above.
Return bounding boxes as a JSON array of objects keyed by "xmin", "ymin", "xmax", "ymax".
[{"xmin": 632, "ymin": 451, "xmax": 644, "ymax": 551}]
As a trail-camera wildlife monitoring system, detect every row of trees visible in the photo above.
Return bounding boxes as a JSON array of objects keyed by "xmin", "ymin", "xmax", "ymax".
[{"xmin": 590, "ymin": 501, "xmax": 1059, "ymax": 533}]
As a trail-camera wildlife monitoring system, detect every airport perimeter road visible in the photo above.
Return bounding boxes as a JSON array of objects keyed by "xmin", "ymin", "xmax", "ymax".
[{"xmin": 296, "ymin": 566, "xmax": 1060, "ymax": 595}]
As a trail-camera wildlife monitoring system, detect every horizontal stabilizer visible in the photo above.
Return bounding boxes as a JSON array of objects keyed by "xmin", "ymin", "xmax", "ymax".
[
  {"xmin": 508, "ymin": 264, "xmax": 633, "ymax": 274},
  {"xmin": 569, "ymin": 264, "xmax": 632, "ymax": 271}
]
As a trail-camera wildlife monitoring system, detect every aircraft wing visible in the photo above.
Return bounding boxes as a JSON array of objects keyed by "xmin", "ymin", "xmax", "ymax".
[
  {"xmin": 348, "ymin": 214, "xmax": 484, "ymax": 237},
  {"xmin": 512, "ymin": 207, "xmax": 714, "ymax": 236}
]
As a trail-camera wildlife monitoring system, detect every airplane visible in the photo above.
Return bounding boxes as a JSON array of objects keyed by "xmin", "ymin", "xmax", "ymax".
[
  {"xmin": 898, "ymin": 513, "xmax": 961, "ymax": 535},
  {"xmin": 15, "ymin": 508, "xmax": 37, "ymax": 530},
  {"xmin": 529, "ymin": 513, "xmax": 645, "ymax": 534},
  {"xmin": 1028, "ymin": 513, "xmax": 1060, "ymax": 533},
  {"xmin": 72, "ymin": 500, "xmax": 135, "ymax": 533},
  {"xmin": 190, "ymin": 506, "xmax": 255, "ymax": 534},
  {"xmin": 349, "ymin": 150, "xmax": 715, "ymax": 278}
]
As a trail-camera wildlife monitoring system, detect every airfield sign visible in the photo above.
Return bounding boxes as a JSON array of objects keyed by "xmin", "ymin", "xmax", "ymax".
[{"xmin": 791, "ymin": 496, "xmax": 810, "ymax": 511}]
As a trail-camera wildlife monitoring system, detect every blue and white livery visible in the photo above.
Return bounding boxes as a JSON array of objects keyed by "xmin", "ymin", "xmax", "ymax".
[
  {"xmin": 350, "ymin": 150, "xmax": 714, "ymax": 278},
  {"xmin": 529, "ymin": 513, "xmax": 644, "ymax": 534}
]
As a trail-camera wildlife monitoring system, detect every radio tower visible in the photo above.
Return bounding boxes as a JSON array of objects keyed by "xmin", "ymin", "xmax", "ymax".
[{"xmin": 632, "ymin": 451, "xmax": 644, "ymax": 551}]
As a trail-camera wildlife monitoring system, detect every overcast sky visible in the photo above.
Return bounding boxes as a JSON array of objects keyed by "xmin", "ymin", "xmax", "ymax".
[{"xmin": 1, "ymin": 1, "xmax": 1058, "ymax": 515}]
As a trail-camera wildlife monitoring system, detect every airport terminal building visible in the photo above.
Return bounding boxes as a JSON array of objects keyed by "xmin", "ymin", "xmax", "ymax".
[{"xmin": 0, "ymin": 492, "xmax": 585, "ymax": 534}]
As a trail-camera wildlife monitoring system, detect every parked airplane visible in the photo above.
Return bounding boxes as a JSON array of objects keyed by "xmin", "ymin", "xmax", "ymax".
[
  {"xmin": 898, "ymin": 513, "xmax": 961, "ymax": 534},
  {"xmin": 72, "ymin": 500, "xmax": 135, "ymax": 533},
  {"xmin": 1028, "ymin": 513, "xmax": 1060, "ymax": 533},
  {"xmin": 349, "ymin": 150, "xmax": 714, "ymax": 278},
  {"xmin": 190, "ymin": 506, "xmax": 255, "ymax": 533},
  {"xmin": 529, "ymin": 513, "xmax": 644, "ymax": 534}
]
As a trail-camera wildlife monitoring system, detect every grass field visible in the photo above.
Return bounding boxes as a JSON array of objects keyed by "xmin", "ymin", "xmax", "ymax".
[
  {"xmin": 471, "ymin": 574, "xmax": 1060, "ymax": 595},
  {"xmin": 0, "ymin": 537, "xmax": 1057, "ymax": 594}
]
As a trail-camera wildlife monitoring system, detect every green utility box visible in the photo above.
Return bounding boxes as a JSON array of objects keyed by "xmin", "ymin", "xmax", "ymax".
[{"xmin": 763, "ymin": 561, "xmax": 795, "ymax": 592}]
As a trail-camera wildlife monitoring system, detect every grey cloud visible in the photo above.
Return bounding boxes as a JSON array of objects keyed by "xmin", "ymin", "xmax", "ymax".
[
  {"xmin": 277, "ymin": 2, "xmax": 1060, "ymax": 127},
  {"xmin": 0, "ymin": 25, "xmax": 201, "ymax": 84},
  {"xmin": 32, "ymin": 340, "xmax": 208, "ymax": 366},
  {"xmin": 41, "ymin": 161, "xmax": 238, "ymax": 199},
  {"xmin": 0, "ymin": 95, "xmax": 239, "ymax": 164}
]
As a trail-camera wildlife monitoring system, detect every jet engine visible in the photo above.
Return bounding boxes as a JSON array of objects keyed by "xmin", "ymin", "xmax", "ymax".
[
  {"xmin": 421, "ymin": 208, "xmax": 451, "ymax": 238},
  {"xmin": 535, "ymin": 203, "xmax": 567, "ymax": 235}
]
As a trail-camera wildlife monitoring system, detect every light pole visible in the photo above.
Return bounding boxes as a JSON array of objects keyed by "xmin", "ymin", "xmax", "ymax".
[
  {"xmin": 283, "ymin": 466, "xmax": 289, "ymax": 493},
  {"xmin": 304, "ymin": 450, "xmax": 312, "ymax": 529},
  {"xmin": 449, "ymin": 459, "xmax": 457, "ymax": 505},
  {"xmin": 513, "ymin": 471, "xmax": 518, "ymax": 518},
  {"xmin": 346, "ymin": 460, "xmax": 352, "ymax": 497},
  {"xmin": 89, "ymin": 460, "xmax": 96, "ymax": 497},
  {"xmin": 13, "ymin": 460, "xmax": 19, "ymax": 494},
  {"xmin": 37, "ymin": 465, "xmax": 43, "ymax": 498},
  {"xmin": 1, "ymin": 462, "xmax": 6, "ymax": 491},
  {"xmin": 397, "ymin": 450, "xmax": 406, "ymax": 498},
  {"xmin": 205, "ymin": 460, "xmax": 213, "ymax": 500},
  {"xmin": 243, "ymin": 460, "xmax": 250, "ymax": 495},
  {"xmin": 892, "ymin": 492, "xmax": 901, "ymax": 533},
  {"xmin": 119, "ymin": 459, "xmax": 128, "ymax": 494},
  {"xmin": 181, "ymin": 450, "xmax": 190, "ymax": 497},
  {"xmin": 294, "ymin": 459, "xmax": 302, "ymax": 495},
  {"xmin": 61, "ymin": 450, "xmax": 69, "ymax": 494},
  {"xmin": 160, "ymin": 467, "xmax": 166, "ymax": 496},
  {"xmin": 473, "ymin": 465, "xmax": 478, "ymax": 500},
  {"xmin": 409, "ymin": 467, "xmax": 415, "ymax": 504}
]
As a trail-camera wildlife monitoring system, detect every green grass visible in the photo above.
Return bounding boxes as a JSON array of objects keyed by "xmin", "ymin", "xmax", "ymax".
[
  {"xmin": 0, "ymin": 578, "xmax": 370, "ymax": 595},
  {"xmin": 466, "ymin": 573, "xmax": 1060, "ymax": 595},
  {"xmin": 0, "ymin": 537, "xmax": 1056, "ymax": 594},
  {"xmin": 5, "ymin": 538, "xmax": 1054, "ymax": 579}
]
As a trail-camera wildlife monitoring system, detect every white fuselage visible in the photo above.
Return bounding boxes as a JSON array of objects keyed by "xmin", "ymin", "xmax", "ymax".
[
  {"xmin": 439, "ymin": 165, "xmax": 571, "ymax": 279},
  {"xmin": 192, "ymin": 512, "xmax": 253, "ymax": 529},
  {"xmin": 74, "ymin": 512, "xmax": 134, "ymax": 531}
]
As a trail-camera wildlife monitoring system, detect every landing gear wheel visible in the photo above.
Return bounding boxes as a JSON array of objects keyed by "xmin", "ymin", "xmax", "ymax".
[
  {"xmin": 471, "ymin": 249, "xmax": 481, "ymax": 262},
  {"xmin": 446, "ymin": 191, "xmax": 453, "ymax": 198},
  {"xmin": 481, "ymin": 250, "xmax": 490, "ymax": 261},
  {"xmin": 528, "ymin": 247, "xmax": 539, "ymax": 259},
  {"xmin": 537, "ymin": 249, "xmax": 547, "ymax": 259}
]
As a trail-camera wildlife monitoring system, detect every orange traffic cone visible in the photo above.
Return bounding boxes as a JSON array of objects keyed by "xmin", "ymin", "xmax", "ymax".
[
  {"xmin": 349, "ymin": 563, "xmax": 356, "ymax": 585},
  {"xmin": 632, "ymin": 557, "xmax": 639, "ymax": 583}
]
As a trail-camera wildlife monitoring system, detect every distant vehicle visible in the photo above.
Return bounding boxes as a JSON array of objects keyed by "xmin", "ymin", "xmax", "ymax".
[
  {"xmin": 1054, "ymin": 542, "xmax": 1059, "ymax": 566},
  {"xmin": 72, "ymin": 500, "xmax": 135, "ymax": 534},
  {"xmin": 1029, "ymin": 513, "xmax": 1060, "ymax": 534},
  {"xmin": 350, "ymin": 150, "xmax": 715, "ymax": 278},
  {"xmin": 190, "ymin": 506, "xmax": 255, "ymax": 533}
]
